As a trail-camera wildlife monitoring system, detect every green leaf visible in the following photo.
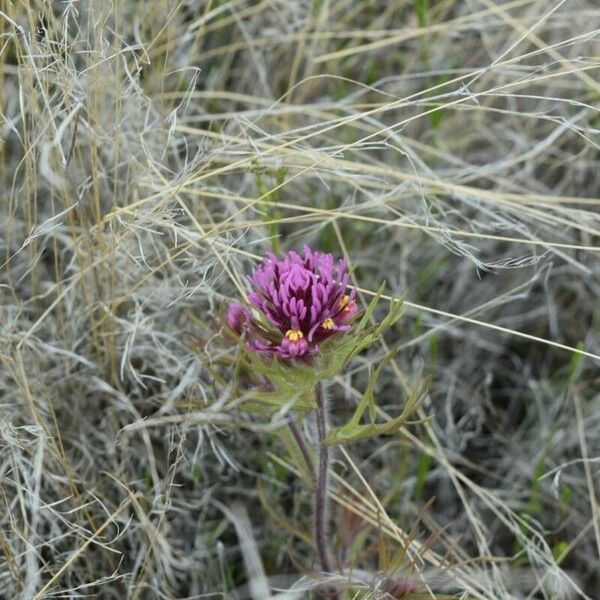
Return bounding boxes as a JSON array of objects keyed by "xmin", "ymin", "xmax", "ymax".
[
  {"xmin": 355, "ymin": 282, "xmax": 386, "ymax": 332},
  {"xmin": 326, "ymin": 411, "xmax": 416, "ymax": 446},
  {"xmin": 568, "ymin": 341, "xmax": 584, "ymax": 386},
  {"xmin": 553, "ymin": 540, "xmax": 570, "ymax": 561},
  {"xmin": 414, "ymin": 452, "xmax": 433, "ymax": 502},
  {"xmin": 326, "ymin": 377, "xmax": 428, "ymax": 446},
  {"xmin": 242, "ymin": 390, "xmax": 315, "ymax": 412},
  {"xmin": 277, "ymin": 422, "xmax": 314, "ymax": 484},
  {"xmin": 361, "ymin": 343, "xmax": 402, "ymax": 423},
  {"xmin": 559, "ymin": 484, "xmax": 572, "ymax": 511},
  {"xmin": 415, "ymin": 0, "xmax": 428, "ymax": 28}
]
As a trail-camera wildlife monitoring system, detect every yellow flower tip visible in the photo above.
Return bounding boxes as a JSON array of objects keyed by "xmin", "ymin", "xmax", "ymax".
[
  {"xmin": 321, "ymin": 317, "xmax": 335, "ymax": 330},
  {"xmin": 285, "ymin": 329, "xmax": 304, "ymax": 342},
  {"xmin": 339, "ymin": 295, "xmax": 354, "ymax": 312}
]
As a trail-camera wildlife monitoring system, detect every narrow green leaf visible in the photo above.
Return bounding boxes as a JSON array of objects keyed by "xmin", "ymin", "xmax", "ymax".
[
  {"xmin": 415, "ymin": 0, "xmax": 428, "ymax": 28},
  {"xmin": 355, "ymin": 282, "xmax": 386, "ymax": 332},
  {"xmin": 414, "ymin": 452, "xmax": 432, "ymax": 502},
  {"xmin": 278, "ymin": 422, "xmax": 314, "ymax": 484}
]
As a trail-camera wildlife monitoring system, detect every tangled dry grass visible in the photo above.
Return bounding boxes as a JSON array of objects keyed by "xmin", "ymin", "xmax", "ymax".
[{"xmin": 1, "ymin": 1, "xmax": 600, "ymax": 598}]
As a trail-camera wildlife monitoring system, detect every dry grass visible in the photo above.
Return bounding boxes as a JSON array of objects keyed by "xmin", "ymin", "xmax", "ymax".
[{"xmin": 1, "ymin": 0, "xmax": 600, "ymax": 598}]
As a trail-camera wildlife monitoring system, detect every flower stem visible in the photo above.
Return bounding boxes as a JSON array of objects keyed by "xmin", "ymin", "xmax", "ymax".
[{"xmin": 314, "ymin": 382, "xmax": 339, "ymax": 598}]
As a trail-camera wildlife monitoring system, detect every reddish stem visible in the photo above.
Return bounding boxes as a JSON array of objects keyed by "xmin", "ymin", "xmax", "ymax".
[{"xmin": 314, "ymin": 382, "xmax": 339, "ymax": 599}]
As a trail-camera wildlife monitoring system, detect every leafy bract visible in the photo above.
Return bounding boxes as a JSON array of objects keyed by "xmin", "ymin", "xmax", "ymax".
[
  {"xmin": 236, "ymin": 284, "xmax": 404, "ymax": 413},
  {"xmin": 326, "ymin": 375, "xmax": 428, "ymax": 446}
]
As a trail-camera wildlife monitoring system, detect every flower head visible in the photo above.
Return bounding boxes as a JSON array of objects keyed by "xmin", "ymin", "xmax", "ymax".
[{"xmin": 228, "ymin": 246, "xmax": 357, "ymax": 360}]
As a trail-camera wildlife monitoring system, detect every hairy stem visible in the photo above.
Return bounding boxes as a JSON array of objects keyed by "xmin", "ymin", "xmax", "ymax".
[{"xmin": 314, "ymin": 382, "xmax": 338, "ymax": 598}]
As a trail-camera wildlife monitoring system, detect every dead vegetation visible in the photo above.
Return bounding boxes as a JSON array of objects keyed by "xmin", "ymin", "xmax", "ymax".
[{"xmin": 1, "ymin": 1, "xmax": 599, "ymax": 598}]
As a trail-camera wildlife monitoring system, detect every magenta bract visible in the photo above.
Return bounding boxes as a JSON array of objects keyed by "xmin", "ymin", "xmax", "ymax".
[{"xmin": 228, "ymin": 246, "xmax": 357, "ymax": 359}]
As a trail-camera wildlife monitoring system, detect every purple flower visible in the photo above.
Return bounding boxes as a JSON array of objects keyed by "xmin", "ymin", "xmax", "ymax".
[
  {"xmin": 228, "ymin": 246, "xmax": 357, "ymax": 360},
  {"xmin": 227, "ymin": 303, "xmax": 252, "ymax": 334}
]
